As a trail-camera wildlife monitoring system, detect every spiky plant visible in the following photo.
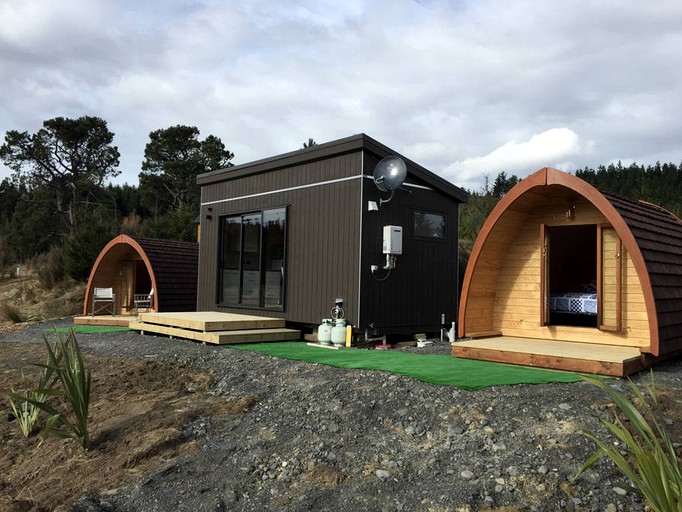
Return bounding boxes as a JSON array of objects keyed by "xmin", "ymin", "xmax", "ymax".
[
  {"xmin": 575, "ymin": 373, "xmax": 682, "ymax": 512},
  {"xmin": 19, "ymin": 328, "xmax": 92, "ymax": 449},
  {"xmin": 8, "ymin": 377, "xmax": 44, "ymax": 437},
  {"xmin": 8, "ymin": 344, "xmax": 60, "ymax": 437}
]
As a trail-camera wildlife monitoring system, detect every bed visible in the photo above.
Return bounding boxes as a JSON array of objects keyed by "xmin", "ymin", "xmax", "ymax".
[{"xmin": 549, "ymin": 292, "xmax": 597, "ymax": 316}]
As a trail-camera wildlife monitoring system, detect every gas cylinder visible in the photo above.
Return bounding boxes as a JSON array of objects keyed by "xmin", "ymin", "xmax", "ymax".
[
  {"xmin": 318, "ymin": 319, "xmax": 333, "ymax": 345},
  {"xmin": 331, "ymin": 319, "xmax": 347, "ymax": 347}
]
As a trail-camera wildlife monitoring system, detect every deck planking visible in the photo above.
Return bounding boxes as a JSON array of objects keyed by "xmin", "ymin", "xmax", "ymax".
[
  {"xmin": 452, "ymin": 336, "xmax": 647, "ymax": 376},
  {"xmin": 137, "ymin": 311, "xmax": 285, "ymax": 332},
  {"xmin": 129, "ymin": 320, "xmax": 300, "ymax": 345}
]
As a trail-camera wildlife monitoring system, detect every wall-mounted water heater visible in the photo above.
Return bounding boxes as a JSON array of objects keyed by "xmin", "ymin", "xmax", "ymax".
[{"xmin": 383, "ymin": 225, "xmax": 403, "ymax": 255}]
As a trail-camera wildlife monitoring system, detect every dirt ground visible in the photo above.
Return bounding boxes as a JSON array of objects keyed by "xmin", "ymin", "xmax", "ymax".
[
  {"xmin": 2, "ymin": 321, "xmax": 682, "ymax": 512},
  {"xmin": 0, "ymin": 338, "xmax": 256, "ymax": 512}
]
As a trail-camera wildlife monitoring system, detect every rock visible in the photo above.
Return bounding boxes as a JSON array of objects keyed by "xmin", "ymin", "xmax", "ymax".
[
  {"xmin": 507, "ymin": 466, "xmax": 520, "ymax": 477},
  {"xmin": 376, "ymin": 469, "xmax": 391, "ymax": 479},
  {"xmin": 461, "ymin": 470, "xmax": 475, "ymax": 480},
  {"xmin": 613, "ymin": 486, "xmax": 627, "ymax": 495},
  {"xmin": 558, "ymin": 403, "xmax": 572, "ymax": 411}
]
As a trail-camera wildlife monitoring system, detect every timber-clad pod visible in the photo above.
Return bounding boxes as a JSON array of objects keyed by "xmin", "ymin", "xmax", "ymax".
[
  {"xmin": 83, "ymin": 235, "xmax": 199, "ymax": 315},
  {"xmin": 456, "ymin": 167, "xmax": 682, "ymax": 376}
]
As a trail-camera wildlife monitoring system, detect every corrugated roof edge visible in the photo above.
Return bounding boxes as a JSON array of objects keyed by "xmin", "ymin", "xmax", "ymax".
[{"xmin": 197, "ymin": 133, "xmax": 468, "ymax": 203}]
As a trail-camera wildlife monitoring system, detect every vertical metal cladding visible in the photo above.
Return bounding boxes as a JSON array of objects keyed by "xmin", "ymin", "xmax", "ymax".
[
  {"xmin": 196, "ymin": 134, "xmax": 467, "ymax": 334},
  {"xmin": 197, "ymin": 151, "xmax": 363, "ymax": 326}
]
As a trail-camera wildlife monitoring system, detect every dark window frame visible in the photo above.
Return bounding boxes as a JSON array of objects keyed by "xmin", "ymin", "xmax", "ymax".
[
  {"xmin": 411, "ymin": 209, "xmax": 448, "ymax": 241},
  {"xmin": 217, "ymin": 206, "xmax": 288, "ymax": 311}
]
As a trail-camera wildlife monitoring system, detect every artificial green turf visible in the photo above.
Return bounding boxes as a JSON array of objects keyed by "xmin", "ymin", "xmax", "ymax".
[
  {"xmin": 229, "ymin": 342, "xmax": 584, "ymax": 390},
  {"xmin": 45, "ymin": 325, "xmax": 131, "ymax": 334}
]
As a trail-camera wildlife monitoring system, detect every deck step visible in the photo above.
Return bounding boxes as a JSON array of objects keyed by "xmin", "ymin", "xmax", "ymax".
[
  {"xmin": 74, "ymin": 315, "xmax": 132, "ymax": 327},
  {"xmin": 452, "ymin": 337, "xmax": 645, "ymax": 377},
  {"xmin": 137, "ymin": 311, "xmax": 285, "ymax": 332},
  {"xmin": 129, "ymin": 320, "xmax": 300, "ymax": 345}
]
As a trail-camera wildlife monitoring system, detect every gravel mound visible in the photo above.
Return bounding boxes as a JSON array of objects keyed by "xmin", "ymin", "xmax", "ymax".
[{"xmin": 5, "ymin": 318, "xmax": 682, "ymax": 511}]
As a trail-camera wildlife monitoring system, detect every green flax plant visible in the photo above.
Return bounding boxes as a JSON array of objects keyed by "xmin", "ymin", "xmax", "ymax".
[
  {"xmin": 9, "ymin": 373, "xmax": 46, "ymax": 437},
  {"xmin": 17, "ymin": 329, "xmax": 92, "ymax": 449},
  {"xmin": 8, "ymin": 343, "xmax": 60, "ymax": 437},
  {"xmin": 575, "ymin": 373, "xmax": 682, "ymax": 512}
]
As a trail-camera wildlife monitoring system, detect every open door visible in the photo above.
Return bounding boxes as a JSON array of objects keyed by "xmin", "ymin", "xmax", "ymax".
[
  {"xmin": 540, "ymin": 224, "xmax": 549, "ymax": 326},
  {"xmin": 542, "ymin": 224, "xmax": 599, "ymax": 328},
  {"xmin": 598, "ymin": 224, "xmax": 623, "ymax": 331}
]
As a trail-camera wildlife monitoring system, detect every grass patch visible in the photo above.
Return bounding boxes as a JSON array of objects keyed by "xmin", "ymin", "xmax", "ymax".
[{"xmin": 228, "ymin": 342, "xmax": 585, "ymax": 390}]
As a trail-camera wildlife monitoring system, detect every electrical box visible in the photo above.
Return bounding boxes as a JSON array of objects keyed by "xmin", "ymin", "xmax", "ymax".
[{"xmin": 382, "ymin": 225, "xmax": 403, "ymax": 255}]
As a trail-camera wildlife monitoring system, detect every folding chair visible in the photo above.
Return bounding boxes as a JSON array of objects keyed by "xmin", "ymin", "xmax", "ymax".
[
  {"xmin": 134, "ymin": 288, "xmax": 154, "ymax": 313},
  {"xmin": 92, "ymin": 287, "xmax": 115, "ymax": 316}
]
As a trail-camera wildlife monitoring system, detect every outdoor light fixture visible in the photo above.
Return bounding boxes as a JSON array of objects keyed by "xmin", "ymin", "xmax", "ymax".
[{"xmin": 206, "ymin": 207, "xmax": 213, "ymax": 220}]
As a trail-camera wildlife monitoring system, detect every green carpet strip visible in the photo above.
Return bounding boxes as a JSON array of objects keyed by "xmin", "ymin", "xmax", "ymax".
[{"xmin": 229, "ymin": 342, "xmax": 583, "ymax": 390}]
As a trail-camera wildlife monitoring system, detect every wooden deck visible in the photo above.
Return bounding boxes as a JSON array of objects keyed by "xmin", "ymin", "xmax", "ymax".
[
  {"xmin": 131, "ymin": 311, "xmax": 300, "ymax": 345},
  {"xmin": 75, "ymin": 311, "xmax": 300, "ymax": 345},
  {"xmin": 451, "ymin": 336, "xmax": 650, "ymax": 377},
  {"xmin": 74, "ymin": 315, "xmax": 132, "ymax": 327}
]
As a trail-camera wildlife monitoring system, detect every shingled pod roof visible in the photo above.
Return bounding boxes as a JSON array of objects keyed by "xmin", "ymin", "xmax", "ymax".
[
  {"xmin": 84, "ymin": 235, "xmax": 198, "ymax": 314},
  {"xmin": 459, "ymin": 167, "xmax": 682, "ymax": 356}
]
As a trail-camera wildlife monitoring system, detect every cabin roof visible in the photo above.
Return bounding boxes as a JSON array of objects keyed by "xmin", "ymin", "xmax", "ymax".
[
  {"xmin": 130, "ymin": 237, "xmax": 199, "ymax": 311},
  {"xmin": 600, "ymin": 191, "xmax": 682, "ymax": 350},
  {"xmin": 197, "ymin": 133, "xmax": 468, "ymax": 203}
]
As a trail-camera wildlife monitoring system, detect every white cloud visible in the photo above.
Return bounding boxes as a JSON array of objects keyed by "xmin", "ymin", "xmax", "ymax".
[
  {"xmin": 444, "ymin": 128, "xmax": 581, "ymax": 189},
  {"xmin": 1, "ymin": 0, "xmax": 681, "ymax": 189}
]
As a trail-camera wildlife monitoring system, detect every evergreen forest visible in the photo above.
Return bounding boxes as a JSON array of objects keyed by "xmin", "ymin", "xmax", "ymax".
[{"xmin": 1, "ymin": 115, "xmax": 680, "ymax": 287}]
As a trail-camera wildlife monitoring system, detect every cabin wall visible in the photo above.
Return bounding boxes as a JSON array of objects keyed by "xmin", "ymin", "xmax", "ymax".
[
  {"xmin": 359, "ymin": 154, "xmax": 461, "ymax": 333},
  {"xmin": 489, "ymin": 197, "xmax": 650, "ymax": 348},
  {"xmin": 197, "ymin": 152, "xmax": 363, "ymax": 326},
  {"xmin": 85, "ymin": 245, "xmax": 140, "ymax": 315},
  {"xmin": 462, "ymin": 209, "xmax": 528, "ymax": 336}
]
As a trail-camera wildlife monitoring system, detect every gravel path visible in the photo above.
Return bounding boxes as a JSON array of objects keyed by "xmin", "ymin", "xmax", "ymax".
[{"xmin": 4, "ymin": 319, "xmax": 682, "ymax": 511}]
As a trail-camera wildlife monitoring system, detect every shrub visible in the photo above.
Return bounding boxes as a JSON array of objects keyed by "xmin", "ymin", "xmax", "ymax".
[
  {"xmin": 0, "ymin": 301, "xmax": 26, "ymax": 323},
  {"xmin": 575, "ymin": 373, "xmax": 682, "ymax": 511},
  {"xmin": 64, "ymin": 219, "xmax": 115, "ymax": 281},
  {"xmin": 8, "ymin": 365, "xmax": 55, "ymax": 437},
  {"xmin": 13, "ymin": 329, "xmax": 92, "ymax": 449},
  {"xmin": 34, "ymin": 246, "xmax": 66, "ymax": 290}
]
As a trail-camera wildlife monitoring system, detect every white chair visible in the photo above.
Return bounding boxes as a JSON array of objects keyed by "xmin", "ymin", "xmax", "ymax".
[
  {"xmin": 92, "ymin": 287, "xmax": 115, "ymax": 316},
  {"xmin": 134, "ymin": 288, "xmax": 154, "ymax": 313}
]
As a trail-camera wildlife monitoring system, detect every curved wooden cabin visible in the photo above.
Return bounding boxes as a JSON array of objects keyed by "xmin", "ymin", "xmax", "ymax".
[
  {"xmin": 456, "ymin": 167, "xmax": 682, "ymax": 376},
  {"xmin": 82, "ymin": 235, "xmax": 198, "ymax": 316}
]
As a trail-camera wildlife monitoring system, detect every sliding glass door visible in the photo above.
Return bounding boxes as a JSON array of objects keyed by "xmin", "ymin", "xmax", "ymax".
[{"xmin": 219, "ymin": 207, "xmax": 286, "ymax": 309}]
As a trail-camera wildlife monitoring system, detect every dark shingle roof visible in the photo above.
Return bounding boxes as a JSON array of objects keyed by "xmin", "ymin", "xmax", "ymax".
[
  {"xmin": 602, "ymin": 191, "xmax": 682, "ymax": 350},
  {"xmin": 133, "ymin": 237, "xmax": 199, "ymax": 312}
]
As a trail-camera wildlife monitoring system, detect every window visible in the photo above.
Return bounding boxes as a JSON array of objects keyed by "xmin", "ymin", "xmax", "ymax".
[
  {"xmin": 218, "ymin": 207, "xmax": 286, "ymax": 309},
  {"xmin": 413, "ymin": 210, "xmax": 446, "ymax": 238}
]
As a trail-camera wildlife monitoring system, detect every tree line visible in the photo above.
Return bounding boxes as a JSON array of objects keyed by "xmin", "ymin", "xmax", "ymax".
[
  {"xmin": 458, "ymin": 162, "xmax": 682, "ymax": 275},
  {"xmin": 0, "ymin": 116, "xmax": 233, "ymax": 280},
  {"xmin": 2, "ymin": 115, "xmax": 680, "ymax": 285}
]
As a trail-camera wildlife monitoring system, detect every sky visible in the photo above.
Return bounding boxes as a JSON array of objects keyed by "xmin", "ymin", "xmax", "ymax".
[{"xmin": 0, "ymin": 0, "xmax": 680, "ymax": 192}]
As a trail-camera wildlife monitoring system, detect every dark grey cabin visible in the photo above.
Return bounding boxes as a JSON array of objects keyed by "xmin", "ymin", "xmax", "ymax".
[{"xmin": 196, "ymin": 133, "xmax": 468, "ymax": 336}]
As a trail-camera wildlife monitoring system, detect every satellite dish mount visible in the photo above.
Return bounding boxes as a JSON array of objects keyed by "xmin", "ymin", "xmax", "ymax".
[{"xmin": 373, "ymin": 156, "xmax": 407, "ymax": 205}]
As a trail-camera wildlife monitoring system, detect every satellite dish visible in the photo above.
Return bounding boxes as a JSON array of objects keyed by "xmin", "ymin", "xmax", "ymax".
[{"xmin": 373, "ymin": 156, "xmax": 407, "ymax": 193}]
